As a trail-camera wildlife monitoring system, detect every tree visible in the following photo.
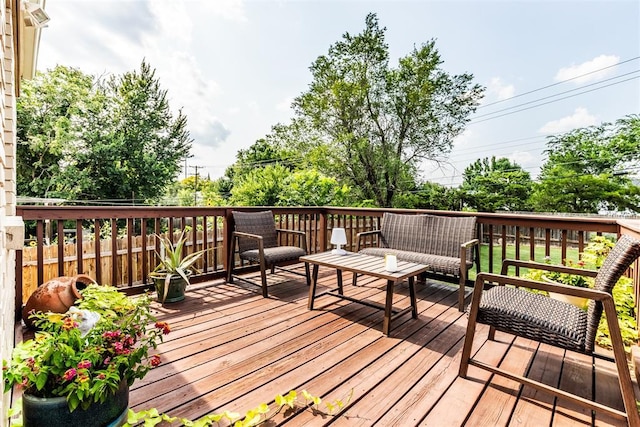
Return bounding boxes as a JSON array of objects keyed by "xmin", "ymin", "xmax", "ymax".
[
  {"xmin": 289, "ymin": 13, "xmax": 483, "ymax": 207},
  {"xmin": 395, "ymin": 181, "xmax": 463, "ymax": 210},
  {"xmin": 17, "ymin": 62, "xmax": 192, "ymax": 204},
  {"xmin": 17, "ymin": 66, "xmax": 98, "ymax": 198},
  {"xmin": 531, "ymin": 116, "xmax": 640, "ymax": 213},
  {"xmin": 460, "ymin": 156, "xmax": 533, "ymax": 212},
  {"xmin": 278, "ymin": 169, "xmax": 350, "ymax": 207},
  {"xmin": 230, "ymin": 163, "xmax": 291, "ymax": 206}
]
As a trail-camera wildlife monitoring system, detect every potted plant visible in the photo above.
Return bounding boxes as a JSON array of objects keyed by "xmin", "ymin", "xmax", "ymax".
[
  {"xmin": 3, "ymin": 284, "xmax": 170, "ymax": 426},
  {"xmin": 149, "ymin": 230, "xmax": 208, "ymax": 304}
]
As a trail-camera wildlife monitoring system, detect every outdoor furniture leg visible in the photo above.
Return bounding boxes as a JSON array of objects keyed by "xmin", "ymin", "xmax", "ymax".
[
  {"xmin": 408, "ymin": 277, "xmax": 417, "ymax": 318},
  {"xmin": 336, "ymin": 269, "xmax": 344, "ymax": 295},
  {"xmin": 307, "ymin": 264, "xmax": 319, "ymax": 310},
  {"xmin": 382, "ymin": 279, "xmax": 394, "ymax": 336}
]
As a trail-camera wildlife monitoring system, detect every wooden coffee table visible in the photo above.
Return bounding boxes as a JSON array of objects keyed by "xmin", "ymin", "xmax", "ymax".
[{"xmin": 300, "ymin": 251, "xmax": 429, "ymax": 336}]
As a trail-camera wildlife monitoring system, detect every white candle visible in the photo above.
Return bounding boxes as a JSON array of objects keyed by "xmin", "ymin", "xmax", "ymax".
[{"xmin": 385, "ymin": 254, "xmax": 398, "ymax": 272}]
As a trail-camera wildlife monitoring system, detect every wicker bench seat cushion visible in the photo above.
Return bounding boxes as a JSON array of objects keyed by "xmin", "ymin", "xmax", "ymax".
[
  {"xmin": 476, "ymin": 286, "xmax": 588, "ymax": 353},
  {"xmin": 239, "ymin": 246, "xmax": 306, "ymax": 265},
  {"xmin": 358, "ymin": 247, "xmax": 472, "ymax": 276}
]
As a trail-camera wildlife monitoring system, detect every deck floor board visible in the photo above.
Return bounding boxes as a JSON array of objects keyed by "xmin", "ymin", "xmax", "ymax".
[{"xmin": 127, "ymin": 263, "xmax": 632, "ymax": 426}]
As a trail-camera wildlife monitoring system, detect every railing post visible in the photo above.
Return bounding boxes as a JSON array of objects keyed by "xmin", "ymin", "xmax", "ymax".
[
  {"xmin": 319, "ymin": 211, "xmax": 328, "ymax": 253},
  {"xmin": 224, "ymin": 209, "xmax": 234, "ymax": 275}
]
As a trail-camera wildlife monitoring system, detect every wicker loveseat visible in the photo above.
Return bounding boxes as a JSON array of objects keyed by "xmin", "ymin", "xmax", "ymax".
[{"xmin": 356, "ymin": 212, "xmax": 479, "ymax": 311}]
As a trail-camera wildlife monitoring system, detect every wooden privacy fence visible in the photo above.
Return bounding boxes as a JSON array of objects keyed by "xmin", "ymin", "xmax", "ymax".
[{"xmin": 21, "ymin": 230, "xmax": 225, "ymax": 302}]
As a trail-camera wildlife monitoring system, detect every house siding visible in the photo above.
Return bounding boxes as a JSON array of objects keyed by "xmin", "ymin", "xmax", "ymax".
[{"xmin": 0, "ymin": 3, "xmax": 16, "ymax": 425}]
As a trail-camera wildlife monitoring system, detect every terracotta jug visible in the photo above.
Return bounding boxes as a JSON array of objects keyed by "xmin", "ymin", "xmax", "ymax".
[{"xmin": 22, "ymin": 274, "xmax": 97, "ymax": 328}]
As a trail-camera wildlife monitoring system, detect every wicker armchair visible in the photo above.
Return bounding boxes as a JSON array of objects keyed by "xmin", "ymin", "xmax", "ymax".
[
  {"xmin": 459, "ymin": 234, "xmax": 640, "ymax": 424},
  {"xmin": 227, "ymin": 210, "xmax": 310, "ymax": 297}
]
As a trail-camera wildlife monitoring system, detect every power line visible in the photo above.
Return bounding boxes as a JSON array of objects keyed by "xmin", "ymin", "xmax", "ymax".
[
  {"xmin": 470, "ymin": 75, "xmax": 640, "ymax": 125},
  {"xmin": 478, "ymin": 56, "xmax": 640, "ymax": 109},
  {"xmin": 473, "ymin": 69, "xmax": 640, "ymax": 120}
]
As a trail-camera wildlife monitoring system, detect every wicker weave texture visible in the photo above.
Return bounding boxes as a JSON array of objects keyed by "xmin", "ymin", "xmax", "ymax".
[
  {"xmin": 379, "ymin": 213, "xmax": 476, "ymax": 258},
  {"xmin": 232, "ymin": 210, "xmax": 279, "ymax": 253},
  {"xmin": 584, "ymin": 234, "xmax": 640, "ymax": 351},
  {"xmin": 478, "ymin": 286, "xmax": 588, "ymax": 352},
  {"xmin": 240, "ymin": 246, "xmax": 306, "ymax": 264}
]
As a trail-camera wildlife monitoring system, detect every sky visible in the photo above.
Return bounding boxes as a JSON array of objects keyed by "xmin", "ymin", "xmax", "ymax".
[{"xmin": 36, "ymin": 0, "xmax": 640, "ymax": 187}]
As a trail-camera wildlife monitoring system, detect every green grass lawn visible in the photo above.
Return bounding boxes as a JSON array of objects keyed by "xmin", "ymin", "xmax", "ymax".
[{"xmin": 469, "ymin": 243, "xmax": 580, "ymax": 280}]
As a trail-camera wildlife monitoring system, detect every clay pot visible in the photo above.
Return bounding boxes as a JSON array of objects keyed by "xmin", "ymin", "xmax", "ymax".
[{"xmin": 22, "ymin": 274, "xmax": 97, "ymax": 329}]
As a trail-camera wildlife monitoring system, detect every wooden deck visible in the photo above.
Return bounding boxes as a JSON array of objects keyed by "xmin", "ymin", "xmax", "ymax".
[{"xmin": 132, "ymin": 263, "xmax": 634, "ymax": 426}]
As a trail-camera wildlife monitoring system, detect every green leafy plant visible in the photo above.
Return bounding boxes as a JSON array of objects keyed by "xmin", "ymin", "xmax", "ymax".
[
  {"xmin": 149, "ymin": 230, "xmax": 209, "ymax": 302},
  {"xmin": 540, "ymin": 259, "xmax": 591, "ymax": 288},
  {"xmin": 3, "ymin": 285, "xmax": 170, "ymax": 412},
  {"xmin": 524, "ymin": 235, "xmax": 638, "ymax": 350},
  {"xmin": 123, "ymin": 389, "xmax": 352, "ymax": 427}
]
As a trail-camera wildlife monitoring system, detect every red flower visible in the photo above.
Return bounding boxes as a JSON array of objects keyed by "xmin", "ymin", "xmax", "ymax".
[
  {"xmin": 62, "ymin": 316, "xmax": 78, "ymax": 331},
  {"xmin": 63, "ymin": 368, "xmax": 77, "ymax": 381},
  {"xmin": 77, "ymin": 360, "xmax": 92, "ymax": 370},
  {"xmin": 155, "ymin": 322, "xmax": 171, "ymax": 335},
  {"xmin": 113, "ymin": 342, "xmax": 130, "ymax": 355},
  {"xmin": 150, "ymin": 355, "xmax": 161, "ymax": 367}
]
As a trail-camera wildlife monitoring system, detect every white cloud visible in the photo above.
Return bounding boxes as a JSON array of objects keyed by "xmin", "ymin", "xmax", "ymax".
[
  {"xmin": 538, "ymin": 107, "xmax": 598, "ymax": 134},
  {"xmin": 508, "ymin": 151, "xmax": 533, "ymax": 167},
  {"xmin": 486, "ymin": 77, "xmax": 515, "ymax": 101},
  {"xmin": 554, "ymin": 54, "xmax": 620, "ymax": 84},
  {"xmin": 201, "ymin": 0, "xmax": 247, "ymax": 22}
]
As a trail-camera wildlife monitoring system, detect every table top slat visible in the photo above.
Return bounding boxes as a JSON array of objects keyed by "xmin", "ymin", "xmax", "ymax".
[{"xmin": 300, "ymin": 251, "xmax": 429, "ymax": 281}]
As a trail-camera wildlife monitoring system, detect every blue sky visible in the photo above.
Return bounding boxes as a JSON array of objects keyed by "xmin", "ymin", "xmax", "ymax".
[{"xmin": 37, "ymin": 0, "xmax": 640, "ymax": 186}]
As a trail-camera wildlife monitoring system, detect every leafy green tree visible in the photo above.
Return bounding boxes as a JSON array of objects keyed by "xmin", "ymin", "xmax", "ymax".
[
  {"xmin": 278, "ymin": 169, "xmax": 351, "ymax": 207},
  {"xmin": 17, "ymin": 66, "xmax": 99, "ymax": 198},
  {"xmin": 460, "ymin": 157, "xmax": 533, "ymax": 212},
  {"xmin": 230, "ymin": 163, "xmax": 292, "ymax": 206},
  {"xmin": 17, "ymin": 62, "xmax": 192, "ymax": 204},
  {"xmin": 287, "ymin": 13, "xmax": 483, "ymax": 207},
  {"xmin": 531, "ymin": 116, "xmax": 640, "ymax": 213},
  {"xmin": 395, "ymin": 182, "xmax": 463, "ymax": 210}
]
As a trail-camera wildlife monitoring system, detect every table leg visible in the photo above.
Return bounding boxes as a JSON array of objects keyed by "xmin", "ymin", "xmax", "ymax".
[
  {"xmin": 307, "ymin": 264, "xmax": 319, "ymax": 310},
  {"xmin": 408, "ymin": 276, "xmax": 418, "ymax": 318},
  {"xmin": 382, "ymin": 279, "xmax": 395, "ymax": 336},
  {"xmin": 336, "ymin": 269, "xmax": 344, "ymax": 295}
]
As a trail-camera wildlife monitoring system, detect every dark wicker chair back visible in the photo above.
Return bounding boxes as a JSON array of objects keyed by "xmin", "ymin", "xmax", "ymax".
[
  {"xmin": 233, "ymin": 210, "xmax": 279, "ymax": 253},
  {"xmin": 585, "ymin": 234, "xmax": 640, "ymax": 351}
]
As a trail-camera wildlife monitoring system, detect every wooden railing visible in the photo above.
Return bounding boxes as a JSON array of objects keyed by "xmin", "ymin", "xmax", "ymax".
[{"xmin": 15, "ymin": 206, "xmax": 640, "ymax": 324}]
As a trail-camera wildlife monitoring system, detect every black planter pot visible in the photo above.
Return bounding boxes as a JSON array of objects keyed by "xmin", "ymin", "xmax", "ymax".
[
  {"xmin": 22, "ymin": 379, "xmax": 129, "ymax": 427},
  {"xmin": 153, "ymin": 274, "xmax": 189, "ymax": 303}
]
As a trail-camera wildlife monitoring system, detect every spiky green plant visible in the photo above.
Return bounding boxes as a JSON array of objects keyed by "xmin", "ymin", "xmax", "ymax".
[{"xmin": 149, "ymin": 231, "xmax": 209, "ymax": 303}]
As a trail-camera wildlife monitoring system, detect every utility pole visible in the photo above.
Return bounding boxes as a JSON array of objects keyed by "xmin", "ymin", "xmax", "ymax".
[{"xmin": 189, "ymin": 165, "xmax": 202, "ymax": 206}]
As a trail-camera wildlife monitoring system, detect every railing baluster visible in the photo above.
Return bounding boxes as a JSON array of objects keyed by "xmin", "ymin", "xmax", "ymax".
[
  {"xmin": 57, "ymin": 220, "xmax": 64, "ymax": 277},
  {"xmin": 36, "ymin": 220, "xmax": 44, "ymax": 286},
  {"xmin": 95, "ymin": 219, "xmax": 102, "ymax": 284},
  {"xmin": 140, "ymin": 219, "xmax": 147, "ymax": 286},
  {"xmin": 111, "ymin": 218, "xmax": 118, "ymax": 287},
  {"xmin": 126, "ymin": 218, "xmax": 133, "ymax": 287}
]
